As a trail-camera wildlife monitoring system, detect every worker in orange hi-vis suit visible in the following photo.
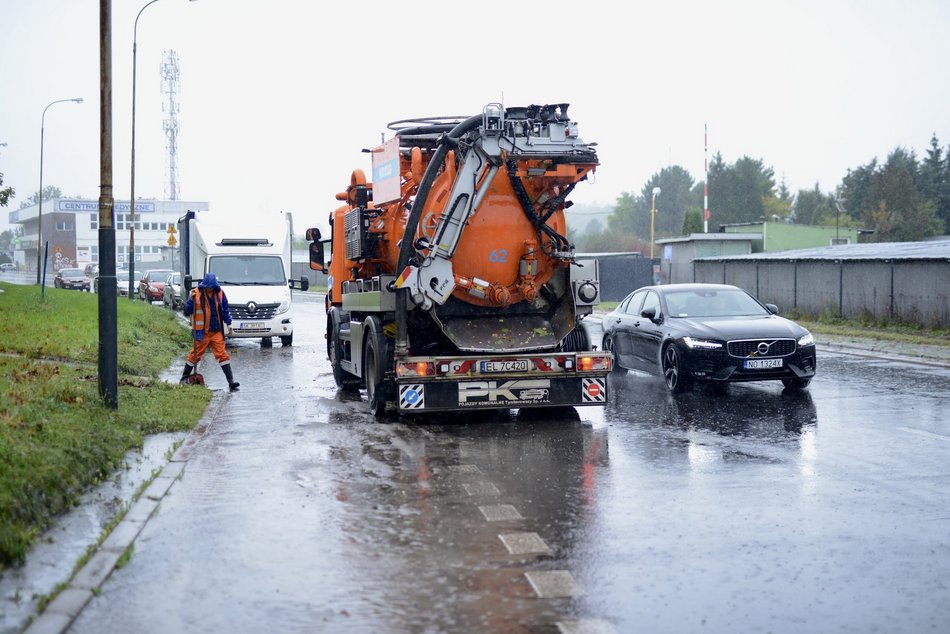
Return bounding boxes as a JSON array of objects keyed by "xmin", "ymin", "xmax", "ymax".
[{"xmin": 180, "ymin": 272, "xmax": 240, "ymax": 392}]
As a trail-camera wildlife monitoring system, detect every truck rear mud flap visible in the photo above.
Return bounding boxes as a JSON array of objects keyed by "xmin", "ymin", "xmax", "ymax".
[{"xmin": 397, "ymin": 377, "xmax": 606, "ymax": 412}]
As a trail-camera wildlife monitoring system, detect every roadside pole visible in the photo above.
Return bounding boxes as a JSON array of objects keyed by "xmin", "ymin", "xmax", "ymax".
[{"xmin": 98, "ymin": 0, "xmax": 118, "ymax": 408}]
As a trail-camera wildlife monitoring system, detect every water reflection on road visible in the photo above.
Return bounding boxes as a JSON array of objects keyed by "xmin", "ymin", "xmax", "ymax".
[{"xmin": 60, "ymin": 296, "xmax": 950, "ymax": 633}]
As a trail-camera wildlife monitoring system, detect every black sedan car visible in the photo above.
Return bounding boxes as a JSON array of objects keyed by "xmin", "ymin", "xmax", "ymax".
[{"xmin": 602, "ymin": 283, "xmax": 816, "ymax": 392}]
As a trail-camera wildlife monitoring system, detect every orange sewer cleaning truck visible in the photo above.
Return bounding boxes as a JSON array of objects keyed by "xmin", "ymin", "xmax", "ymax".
[{"xmin": 307, "ymin": 103, "xmax": 612, "ymax": 415}]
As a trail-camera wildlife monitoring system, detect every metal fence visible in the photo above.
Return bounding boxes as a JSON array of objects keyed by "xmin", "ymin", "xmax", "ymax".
[{"xmin": 693, "ymin": 258, "xmax": 950, "ymax": 328}]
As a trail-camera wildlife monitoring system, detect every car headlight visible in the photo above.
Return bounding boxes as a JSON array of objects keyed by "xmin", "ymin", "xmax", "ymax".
[
  {"xmin": 683, "ymin": 337, "xmax": 722, "ymax": 350},
  {"xmin": 276, "ymin": 298, "xmax": 290, "ymax": 315},
  {"xmin": 798, "ymin": 332, "xmax": 815, "ymax": 347}
]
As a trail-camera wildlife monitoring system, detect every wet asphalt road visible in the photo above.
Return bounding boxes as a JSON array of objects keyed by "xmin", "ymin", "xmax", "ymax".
[{"xmin": 66, "ymin": 293, "xmax": 950, "ymax": 633}]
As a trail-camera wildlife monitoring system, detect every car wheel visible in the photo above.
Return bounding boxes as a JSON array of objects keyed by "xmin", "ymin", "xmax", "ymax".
[
  {"xmin": 602, "ymin": 335, "xmax": 626, "ymax": 375},
  {"xmin": 781, "ymin": 377, "xmax": 812, "ymax": 390},
  {"xmin": 662, "ymin": 344, "xmax": 693, "ymax": 393},
  {"xmin": 280, "ymin": 334, "xmax": 293, "ymax": 346}
]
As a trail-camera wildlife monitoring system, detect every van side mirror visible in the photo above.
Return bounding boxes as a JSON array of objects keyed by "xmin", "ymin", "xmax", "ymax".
[
  {"xmin": 184, "ymin": 275, "xmax": 193, "ymax": 292},
  {"xmin": 290, "ymin": 276, "xmax": 309, "ymax": 291}
]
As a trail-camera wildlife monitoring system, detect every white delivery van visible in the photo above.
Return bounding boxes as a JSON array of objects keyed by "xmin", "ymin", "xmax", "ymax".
[{"xmin": 178, "ymin": 210, "xmax": 309, "ymax": 346}]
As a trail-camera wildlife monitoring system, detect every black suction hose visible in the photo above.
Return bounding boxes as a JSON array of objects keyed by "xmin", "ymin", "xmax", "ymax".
[{"xmin": 394, "ymin": 114, "xmax": 483, "ymax": 356}]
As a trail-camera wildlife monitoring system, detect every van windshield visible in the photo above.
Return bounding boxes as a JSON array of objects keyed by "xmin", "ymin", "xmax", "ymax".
[{"xmin": 208, "ymin": 255, "xmax": 286, "ymax": 285}]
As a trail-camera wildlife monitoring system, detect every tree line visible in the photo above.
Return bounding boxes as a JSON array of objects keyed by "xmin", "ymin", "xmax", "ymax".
[{"xmin": 572, "ymin": 133, "xmax": 950, "ymax": 251}]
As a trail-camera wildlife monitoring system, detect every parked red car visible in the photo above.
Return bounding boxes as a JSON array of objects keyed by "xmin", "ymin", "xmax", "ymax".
[{"xmin": 137, "ymin": 269, "xmax": 174, "ymax": 302}]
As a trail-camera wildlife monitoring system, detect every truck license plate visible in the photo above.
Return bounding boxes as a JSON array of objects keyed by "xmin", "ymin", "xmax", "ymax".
[
  {"xmin": 480, "ymin": 360, "xmax": 529, "ymax": 373},
  {"xmin": 743, "ymin": 358, "xmax": 783, "ymax": 369}
]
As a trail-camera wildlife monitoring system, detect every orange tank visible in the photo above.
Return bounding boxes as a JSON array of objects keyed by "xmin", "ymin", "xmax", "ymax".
[{"xmin": 327, "ymin": 104, "xmax": 596, "ymax": 315}]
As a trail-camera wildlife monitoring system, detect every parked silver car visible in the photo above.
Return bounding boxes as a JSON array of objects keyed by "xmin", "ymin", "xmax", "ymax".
[
  {"xmin": 162, "ymin": 272, "xmax": 183, "ymax": 309},
  {"xmin": 93, "ymin": 270, "xmax": 132, "ymax": 296}
]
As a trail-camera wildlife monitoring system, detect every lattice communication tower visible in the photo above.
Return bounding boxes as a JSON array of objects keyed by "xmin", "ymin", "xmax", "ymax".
[{"xmin": 161, "ymin": 49, "xmax": 181, "ymax": 200}]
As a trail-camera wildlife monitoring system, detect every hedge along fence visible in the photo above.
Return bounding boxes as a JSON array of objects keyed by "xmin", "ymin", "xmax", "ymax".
[{"xmin": 693, "ymin": 257, "xmax": 950, "ymax": 328}]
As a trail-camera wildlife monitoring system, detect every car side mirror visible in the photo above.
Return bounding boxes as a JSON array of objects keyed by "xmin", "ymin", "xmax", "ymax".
[
  {"xmin": 641, "ymin": 307, "xmax": 659, "ymax": 322},
  {"xmin": 765, "ymin": 303, "xmax": 779, "ymax": 314}
]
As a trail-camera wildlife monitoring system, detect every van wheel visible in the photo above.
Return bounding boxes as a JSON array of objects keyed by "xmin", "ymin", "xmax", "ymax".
[{"xmin": 280, "ymin": 334, "xmax": 293, "ymax": 346}]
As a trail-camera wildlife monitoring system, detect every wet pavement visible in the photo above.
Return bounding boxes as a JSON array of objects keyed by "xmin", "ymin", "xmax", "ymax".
[{"xmin": 6, "ymin": 293, "xmax": 950, "ymax": 633}]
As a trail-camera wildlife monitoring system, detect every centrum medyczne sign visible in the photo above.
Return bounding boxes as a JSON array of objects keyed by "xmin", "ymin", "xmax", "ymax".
[{"xmin": 59, "ymin": 199, "xmax": 156, "ymax": 213}]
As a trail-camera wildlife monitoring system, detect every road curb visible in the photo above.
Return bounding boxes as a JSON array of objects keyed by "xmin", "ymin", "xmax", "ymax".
[
  {"xmin": 22, "ymin": 390, "xmax": 229, "ymax": 634},
  {"xmin": 816, "ymin": 338, "xmax": 950, "ymax": 368}
]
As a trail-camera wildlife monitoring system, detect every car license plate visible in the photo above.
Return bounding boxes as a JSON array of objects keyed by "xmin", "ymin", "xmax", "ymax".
[
  {"xmin": 238, "ymin": 322, "xmax": 267, "ymax": 331},
  {"xmin": 743, "ymin": 358, "xmax": 783, "ymax": 369},
  {"xmin": 480, "ymin": 360, "xmax": 529, "ymax": 373}
]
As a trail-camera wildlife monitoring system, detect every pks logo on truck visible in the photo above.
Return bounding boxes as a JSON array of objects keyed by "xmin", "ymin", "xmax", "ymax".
[{"xmin": 458, "ymin": 379, "xmax": 551, "ymax": 406}]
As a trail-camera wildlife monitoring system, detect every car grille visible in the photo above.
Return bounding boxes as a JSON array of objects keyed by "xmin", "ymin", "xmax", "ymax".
[
  {"xmin": 728, "ymin": 338, "xmax": 796, "ymax": 358},
  {"xmin": 231, "ymin": 302, "xmax": 280, "ymax": 320}
]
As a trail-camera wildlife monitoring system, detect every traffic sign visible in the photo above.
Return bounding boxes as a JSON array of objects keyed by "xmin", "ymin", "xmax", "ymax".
[{"xmin": 167, "ymin": 234, "xmax": 177, "ymax": 247}]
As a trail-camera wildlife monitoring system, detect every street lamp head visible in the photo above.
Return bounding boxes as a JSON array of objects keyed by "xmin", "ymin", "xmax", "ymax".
[
  {"xmin": 73, "ymin": 98, "xmax": 83, "ymax": 104},
  {"xmin": 652, "ymin": 187, "xmax": 661, "ymax": 196}
]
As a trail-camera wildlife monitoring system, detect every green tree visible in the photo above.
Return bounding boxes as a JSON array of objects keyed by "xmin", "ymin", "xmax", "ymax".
[
  {"xmin": 682, "ymin": 207, "xmax": 703, "ymax": 234},
  {"xmin": 0, "ymin": 172, "xmax": 12, "ymax": 208},
  {"xmin": 839, "ymin": 159, "xmax": 878, "ymax": 226},
  {"xmin": 919, "ymin": 133, "xmax": 950, "ymax": 232},
  {"xmin": 643, "ymin": 165, "xmax": 695, "ymax": 239},
  {"xmin": 706, "ymin": 153, "xmax": 776, "ymax": 226},
  {"xmin": 793, "ymin": 184, "xmax": 836, "ymax": 225},
  {"xmin": 861, "ymin": 148, "xmax": 941, "ymax": 242},
  {"xmin": 606, "ymin": 166, "xmax": 695, "ymax": 243},
  {"xmin": 606, "ymin": 192, "xmax": 644, "ymax": 238},
  {"xmin": 18, "ymin": 185, "xmax": 63, "ymax": 208}
]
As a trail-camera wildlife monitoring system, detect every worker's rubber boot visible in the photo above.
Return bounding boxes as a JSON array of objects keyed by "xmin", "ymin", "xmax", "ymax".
[
  {"xmin": 222, "ymin": 363, "xmax": 240, "ymax": 392},
  {"xmin": 179, "ymin": 363, "xmax": 194, "ymax": 384}
]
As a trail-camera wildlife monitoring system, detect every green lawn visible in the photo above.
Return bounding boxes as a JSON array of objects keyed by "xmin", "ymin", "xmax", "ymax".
[{"xmin": 0, "ymin": 283, "xmax": 211, "ymax": 568}]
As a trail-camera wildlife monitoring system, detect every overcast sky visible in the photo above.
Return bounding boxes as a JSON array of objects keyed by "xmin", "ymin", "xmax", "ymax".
[{"xmin": 2, "ymin": 0, "xmax": 949, "ymax": 235}]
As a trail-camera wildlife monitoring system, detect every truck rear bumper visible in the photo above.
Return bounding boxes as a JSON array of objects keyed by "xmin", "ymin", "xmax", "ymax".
[{"xmin": 396, "ymin": 376, "xmax": 607, "ymax": 413}]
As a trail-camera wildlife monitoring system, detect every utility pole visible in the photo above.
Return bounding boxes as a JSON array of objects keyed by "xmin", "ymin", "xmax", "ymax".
[{"xmin": 99, "ymin": 0, "xmax": 118, "ymax": 407}]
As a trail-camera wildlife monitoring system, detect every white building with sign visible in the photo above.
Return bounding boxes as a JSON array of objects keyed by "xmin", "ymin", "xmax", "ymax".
[{"xmin": 8, "ymin": 198, "xmax": 209, "ymax": 271}]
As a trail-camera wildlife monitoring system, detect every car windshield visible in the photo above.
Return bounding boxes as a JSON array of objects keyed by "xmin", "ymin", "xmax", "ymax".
[
  {"xmin": 60, "ymin": 268, "xmax": 83, "ymax": 276},
  {"xmin": 665, "ymin": 289, "xmax": 769, "ymax": 318},
  {"xmin": 208, "ymin": 255, "xmax": 286, "ymax": 285}
]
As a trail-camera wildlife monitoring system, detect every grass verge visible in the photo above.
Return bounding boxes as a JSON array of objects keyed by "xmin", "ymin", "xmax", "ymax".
[{"xmin": 0, "ymin": 283, "xmax": 211, "ymax": 569}]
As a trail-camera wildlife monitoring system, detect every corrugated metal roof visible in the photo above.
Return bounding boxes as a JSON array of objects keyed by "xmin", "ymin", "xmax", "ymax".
[{"xmin": 695, "ymin": 239, "xmax": 950, "ymax": 261}]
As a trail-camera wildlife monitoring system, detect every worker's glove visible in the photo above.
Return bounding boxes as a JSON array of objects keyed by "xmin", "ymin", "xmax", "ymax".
[{"xmin": 227, "ymin": 326, "xmax": 234, "ymax": 337}]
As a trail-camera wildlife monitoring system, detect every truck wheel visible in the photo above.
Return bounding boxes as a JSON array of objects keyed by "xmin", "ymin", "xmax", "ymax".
[
  {"xmin": 328, "ymin": 308, "xmax": 360, "ymax": 390},
  {"xmin": 280, "ymin": 334, "xmax": 293, "ymax": 346},
  {"xmin": 365, "ymin": 336, "xmax": 386, "ymax": 416},
  {"xmin": 364, "ymin": 315, "xmax": 393, "ymax": 417}
]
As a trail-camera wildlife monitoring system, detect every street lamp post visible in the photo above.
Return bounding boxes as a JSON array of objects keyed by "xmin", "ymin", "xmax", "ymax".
[
  {"xmin": 36, "ymin": 98, "xmax": 83, "ymax": 284},
  {"xmin": 130, "ymin": 0, "xmax": 197, "ymax": 298},
  {"xmin": 650, "ymin": 186, "xmax": 661, "ymax": 260}
]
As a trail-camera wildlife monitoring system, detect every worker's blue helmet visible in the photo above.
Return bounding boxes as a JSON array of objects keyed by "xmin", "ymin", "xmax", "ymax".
[{"xmin": 197, "ymin": 272, "xmax": 219, "ymax": 289}]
